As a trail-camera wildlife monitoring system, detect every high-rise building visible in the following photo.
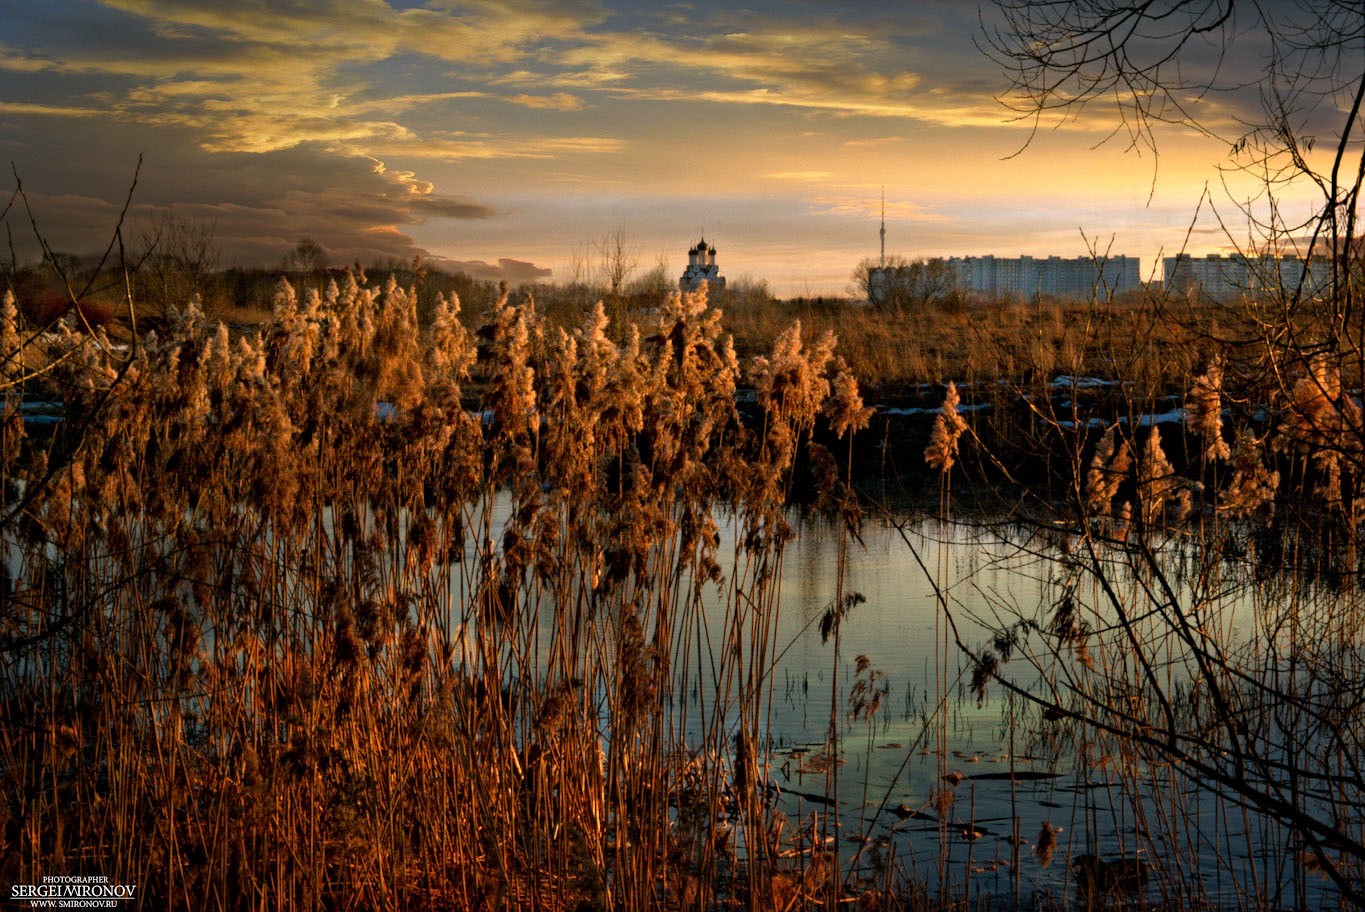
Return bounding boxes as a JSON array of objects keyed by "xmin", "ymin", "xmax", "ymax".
[
  {"xmin": 945, "ymin": 254, "xmax": 1141, "ymax": 300},
  {"xmin": 1163, "ymin": 253, "xmax": 1331, "ymax": 300}
]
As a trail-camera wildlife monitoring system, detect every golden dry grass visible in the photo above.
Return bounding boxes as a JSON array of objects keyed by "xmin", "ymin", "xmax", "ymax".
[
  {"xmin": 0, "ymin": 279, "xmax": 895, "ymax": 911},
  {"xmin": 720, "ymin": 293, "xmax": 1215, "ymax": 402},
  {"xmin": 7, "ymin": 269, "xmax": 1365, "ymax": 909}
]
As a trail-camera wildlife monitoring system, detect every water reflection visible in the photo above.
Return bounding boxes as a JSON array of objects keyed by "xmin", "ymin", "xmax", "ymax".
[
  {"xmin": 462, "ymin": 488, "xmax": 1347, "ymax": 907},
  {"xmin": 740, "ymin": 509, "xmax": 1345, "ymax": 909}
]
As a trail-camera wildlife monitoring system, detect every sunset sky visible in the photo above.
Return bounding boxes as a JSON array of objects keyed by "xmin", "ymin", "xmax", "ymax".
[{"xmin": 0, "ymin": 1, "xmax": 1324, "ymax": 295}]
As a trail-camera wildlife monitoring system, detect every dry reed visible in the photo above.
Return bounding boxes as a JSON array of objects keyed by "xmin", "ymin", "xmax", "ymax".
[{"xmin": 0, "ymin": 278, "xmax": 883, "ymax": 910}]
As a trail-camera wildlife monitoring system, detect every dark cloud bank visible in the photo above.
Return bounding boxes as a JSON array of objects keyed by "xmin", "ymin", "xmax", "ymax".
[{"xmin": 2, "ymin": 119, "xmax": 551, "ymax": 283}]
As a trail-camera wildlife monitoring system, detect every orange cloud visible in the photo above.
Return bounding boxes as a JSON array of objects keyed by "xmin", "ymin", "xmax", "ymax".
[{"xmin": 505, "ymin": 93, "xmax": 586, "ymax": 111}]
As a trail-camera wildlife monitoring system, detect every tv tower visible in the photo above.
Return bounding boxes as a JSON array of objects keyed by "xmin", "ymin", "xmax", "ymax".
[{"xmin": 879, "ymin": 188, "xmax": 886, "ymax": 270}]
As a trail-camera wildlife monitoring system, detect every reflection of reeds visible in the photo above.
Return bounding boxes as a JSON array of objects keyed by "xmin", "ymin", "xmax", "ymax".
[{"xmin": 0, "ymin": 280, "xmax": 877, "ymax": 909}]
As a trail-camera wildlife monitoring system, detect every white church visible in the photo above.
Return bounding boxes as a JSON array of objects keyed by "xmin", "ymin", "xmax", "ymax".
[{"xmin": 679, "ymin": 236, "xmax": 726, "ymax": 292}]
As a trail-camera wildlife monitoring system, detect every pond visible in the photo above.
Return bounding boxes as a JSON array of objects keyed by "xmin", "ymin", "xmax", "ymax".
[
  {"xmin": 695, "ymin": 507, "xmax": 1353, "ymax": 910},
  {"xmin": 433, "ymin": 485, "xmax": 1356, "ymax": 908},
  {"xmin": 5, "ymin": 475, "xmax": 1351, "ymax": 909}
]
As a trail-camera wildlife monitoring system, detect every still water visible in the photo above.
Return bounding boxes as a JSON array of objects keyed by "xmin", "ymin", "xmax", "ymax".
[
  {"xmin": 711, "ymin": 510, "xmax": 1344, "ymax": 910},
  {"xmin": 463, "ymin": 487, "xmax": 1348, "ymax": 909}
]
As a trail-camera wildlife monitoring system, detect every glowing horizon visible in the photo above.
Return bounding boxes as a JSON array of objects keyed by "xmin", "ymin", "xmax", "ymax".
[{"xmin": 1, "ymin": 1, "xmax": 1328, "ymax": 297}]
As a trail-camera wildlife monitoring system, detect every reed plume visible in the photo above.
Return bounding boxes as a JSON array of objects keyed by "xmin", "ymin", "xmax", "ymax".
[
  {"xmin": 0, "ymin": 273, "xmax": 867, "ymax": 911},
  {"xmin": 924, "ymin": 381, "xmax": 967, "ymax": 473},
  {"xmin": 1186, "ymin": 355, "xmax": 1231, "ymax": 462},
  {"xmin": 1085, "ymin": 426, "xmax": 1130, "ymax": 515}
]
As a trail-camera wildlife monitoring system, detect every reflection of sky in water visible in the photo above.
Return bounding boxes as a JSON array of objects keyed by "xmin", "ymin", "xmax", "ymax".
[
  {"xmin": 6, "ymin": 454, "xmax": 1345, "ymax": 906},
  {"xmin": 754, "ymin": 515, "xmax": 1080, "ymax": 901},
  {"xmin": 708, "ymin": 511, "xmax": 1339, "ymax": 908},
  {"xmin": 455, "ymin": 492, "xmax": 1340, "ymax": 908}
]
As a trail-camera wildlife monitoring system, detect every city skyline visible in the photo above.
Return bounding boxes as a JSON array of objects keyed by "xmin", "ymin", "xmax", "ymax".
[{"xmin": 1, "ymin": 1, "xmax": 1334, "ymax": 296}]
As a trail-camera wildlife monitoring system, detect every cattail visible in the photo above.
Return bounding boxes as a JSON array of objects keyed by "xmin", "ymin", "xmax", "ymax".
[
  {"xmin": 751, "ymin": 320, "xmax": 835, "ymax": 431},
  {"xmin": 272, "ymin": 275, "xmax": 298, "ymax": 320},
  {"xmin": 1280, "ymin": 354, "xmax": 1350, "ymax": 452},
  {"xmin": 427, "ymin": 291, "xmax": 473, "ymax": 382},
  {"xmin": 398, "ymin": 625, "xmax": 427, "ymax": 699},
  {"xmin": 1275, "ymin": 354, "xmax": 1362, "ymax": 508},
  {"xmin": 0, "ymin": 295, "xmax": 23, "ymax": 467},
  {"xmin": 931, "ymin": 787, "xmax": 956, "ymax": 818},
  {"xmin": 1, "ymin": 228, "xmax": 902, "ymax": 908},
  {"xmin": 576, "ymin": 299, "xmax": 616, "ymax": 393},
  {"xmin": 849, "ymin": 655, "xmax": 886, "ymax": 721},
  {"xmin": 1114, "ymin": 500, "xmax": 1132, "ymax": 542},
  {"xmin": 924, "ymin": 381, "xmax": 968, "ymax": 473},
  {"xmin": 236, "ymin": 335, "xmax": 268, "ymax": 387},
  {"xmin": 1171, "ymin": 484, "xmax": 1196, "ymax": 523},
  {"xmin": 482, "ymin": 297, "xmax": 538, "ymax": 446},
  {"xmin": 206, "ymin": 320, "xmax": 233, "ymax": 385},
  {"xmin": 171, "ymin": 295, "xmax": 206, "ymax": 337}
]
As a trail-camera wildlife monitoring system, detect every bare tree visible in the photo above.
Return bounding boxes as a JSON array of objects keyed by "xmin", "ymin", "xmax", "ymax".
[
  {"xmin": 284, "ymin": 236, "xmax": 329, "ymax": 279},
  {"xmin": 957, "ymin": 4, "xmax": 1365, "ymax": 906},
  {"xmin": 564, "ymin": 241, "xmax": 592, "ymax": 307},
  {"xmin": 134, "ymin": 210, "xmax": 222, "ymax": 319},
  {"xmin": 984, "ymin": 0, "xmax": 1236, "ymax": 153},
  {"xmin": 853, "ymin": 255, "xmax": 958, "ymax": 310},
  {"xmin": 593, "ymin": 225, "xmax": 638, "ymax": 300},
  {"xmin": 984, "ymin": 2, "xmax": 1364, "ymax": 319},
  {"xmin": 625, "ymin": 254, "xmax": 673, "ymax": 305}
]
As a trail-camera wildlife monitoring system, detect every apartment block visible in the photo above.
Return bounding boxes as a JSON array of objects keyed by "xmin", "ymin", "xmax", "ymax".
[
  {"xmin": 1163, "ymin": 253, "xmax": 1332, "ymax": 300},
  {"xmin": 945, "ymin": 255, "xmax": 1142, "ymax": 301}
]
